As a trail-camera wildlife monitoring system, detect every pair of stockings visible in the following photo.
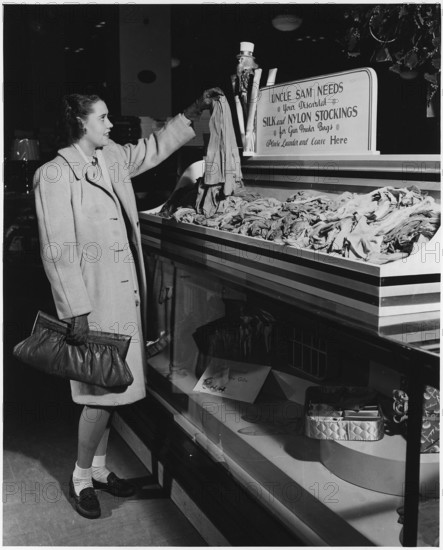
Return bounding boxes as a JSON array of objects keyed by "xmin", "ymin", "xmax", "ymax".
[{"xmin": 196, "ymin": 98, "xmax": 243, "ymax": 218}]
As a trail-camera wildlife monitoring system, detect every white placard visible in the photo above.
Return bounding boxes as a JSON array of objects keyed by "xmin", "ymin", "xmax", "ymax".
[
  {"xmin": 255, "ymin": 68, "xmax": 378, "ymax": 156},
  {"xmin": 193, "ymin": 358, "xmax": 272, "ymax": 403}
]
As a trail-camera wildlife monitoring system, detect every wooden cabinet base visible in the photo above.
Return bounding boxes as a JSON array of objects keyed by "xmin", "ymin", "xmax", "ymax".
[{"xmin": 113, "ymin": 395, "xmax": 304, "ymax": 546}]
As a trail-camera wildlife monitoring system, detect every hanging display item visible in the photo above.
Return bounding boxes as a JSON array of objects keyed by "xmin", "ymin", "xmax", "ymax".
[{"xmin": 195, "ymin": 94, "xmax": 244, "ymax": 218}]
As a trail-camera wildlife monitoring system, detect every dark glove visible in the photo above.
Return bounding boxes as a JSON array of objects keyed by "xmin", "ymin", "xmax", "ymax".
[
  {"xmin": 67, "ymin": 314, "xmax": 89, "ymax": 345},
  {"xmin": 183, "ymin": 87, "xmax": 225, "ymax": 121}
]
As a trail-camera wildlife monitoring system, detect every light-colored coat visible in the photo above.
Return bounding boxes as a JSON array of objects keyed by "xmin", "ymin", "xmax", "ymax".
[{"xmin": 34, "ymin": 114, "xmax": 195, "ymax": 405}]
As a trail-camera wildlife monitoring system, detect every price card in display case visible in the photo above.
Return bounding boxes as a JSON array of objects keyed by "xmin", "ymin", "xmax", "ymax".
[
  {"xmin": 193, "ymin": 358, "xmax": 272, "ymax": 403},
  {"xmin": 255, "ymin": 68, "xmax": 378, "ymax": 156}
]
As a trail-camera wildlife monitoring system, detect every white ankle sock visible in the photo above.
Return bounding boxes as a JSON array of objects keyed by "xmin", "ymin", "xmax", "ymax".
[
  {"xmin": 92, "ymin": 454, "xmax": 111, "ymax": 483},
  {"xmin": 72, "ymin": 463, "xmax": 93, "ymax": 496}
]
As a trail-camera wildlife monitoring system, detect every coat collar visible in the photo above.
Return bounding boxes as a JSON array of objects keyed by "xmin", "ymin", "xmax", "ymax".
[
  {"xmin": 57, "ymin": 144, "xmax": 139, "ymax": 232},
  {"xmin": 57, "ymin": 145, "xmax": 86, "ymax": 181}
]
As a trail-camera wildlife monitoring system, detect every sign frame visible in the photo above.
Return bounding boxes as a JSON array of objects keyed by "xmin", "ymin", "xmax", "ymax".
[{"xmin": 249, "ymin": 67, "xmax": 379, "ymax": 158}]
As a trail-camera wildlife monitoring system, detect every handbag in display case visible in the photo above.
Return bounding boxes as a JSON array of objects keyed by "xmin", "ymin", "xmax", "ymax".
[{"xmin": 304, "ymin": 385, "xmax": 384, "ymax": 441}]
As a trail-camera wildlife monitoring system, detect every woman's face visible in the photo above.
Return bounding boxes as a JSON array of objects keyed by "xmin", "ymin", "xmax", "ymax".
[{"xmin": 81, "ymin": 100, "xmax": 113, "ymax": 149}]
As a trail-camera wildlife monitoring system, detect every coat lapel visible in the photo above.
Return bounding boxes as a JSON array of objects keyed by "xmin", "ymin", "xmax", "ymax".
[
  {"xmin": 58, "ymin": 144, "xmax": 139, "ymax": 237},
  {"xmin": 57, "ymin": 145, "xmax": 84, "ymax": 181},
  {"xmin": 58, "ymin": 145, "xmax": 118, "ymax": 205}
]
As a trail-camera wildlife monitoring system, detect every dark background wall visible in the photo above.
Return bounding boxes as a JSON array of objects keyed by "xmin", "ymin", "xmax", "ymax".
[
  {"xmin": 169, "ymin": 3, "xmax": 440, "ymax": 154},
  {"xmin": 3, "ymin": 3, "xmax": 441, "ymax": 159},
  {"xmin": 4, "ymin": 4, "xmax": 120, "ymax": 158},
  {"xmin": 119, "ymin": 5, "xmax": 171, "ymax": 118}
]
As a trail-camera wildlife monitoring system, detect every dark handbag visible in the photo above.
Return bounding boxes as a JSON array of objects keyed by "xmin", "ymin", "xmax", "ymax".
[{"xmin": 13, "ymin": 311, "xmax": 134, "ymax": 388}]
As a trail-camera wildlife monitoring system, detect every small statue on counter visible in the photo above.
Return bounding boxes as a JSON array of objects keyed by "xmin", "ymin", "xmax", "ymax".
[
  {"xmin": 235, "ymin": 42, "xmax": 259, "ymax": 119},
  {"xmin": 231, "ymin": 42, "xmax": 263, "ymax": 153}
]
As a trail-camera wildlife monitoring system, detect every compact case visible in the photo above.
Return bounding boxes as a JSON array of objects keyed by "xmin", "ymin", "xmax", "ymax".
[{"xmin": 304, "ymin": 386, "xmax": 384, "ymax": 441}]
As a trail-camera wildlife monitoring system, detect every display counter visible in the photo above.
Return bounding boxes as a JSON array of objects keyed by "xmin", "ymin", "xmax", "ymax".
[
  {"xmin": 113, "ymin": 153, "xmax": 439, "ymax": 547},
  {"xmin": 141, "ymin": 155, "xmax": 440, "ymax": 344}
]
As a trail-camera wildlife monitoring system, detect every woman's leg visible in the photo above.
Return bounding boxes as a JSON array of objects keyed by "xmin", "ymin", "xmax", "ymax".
[
  {"xmin": 91, "ymin": 422, "xmax": 112, "ymax": 483},
  {"xmin": 77, "ymin": 405, "xmax": 114, "ymax": 468},
  {"xmin": 72, "ymin": 405, "xmax": 114, "ymax": 495},
  {"xmin": 94, "ymin": 424, "xmax": 111, "ymax": 456}
]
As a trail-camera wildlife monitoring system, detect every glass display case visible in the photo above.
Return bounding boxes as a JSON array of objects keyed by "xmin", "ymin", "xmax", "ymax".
[
  {"xmin": 115, "ymin": 154, "xmax": 440, "ymax": 546},
  {"xmin": 138, "ymin": 249, "xmax": 438, "ymax": 546}
]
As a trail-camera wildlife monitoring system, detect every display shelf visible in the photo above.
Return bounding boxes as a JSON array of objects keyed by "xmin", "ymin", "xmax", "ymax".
[
  {"xmin": 140, "ymin": 211, "xmax": 440, "ymax": 345},
  {"xmin": 320, "ymin": 436, "xmax": 438, "ymax": 497},
  {"xmin": 147, "ymin": 352, "xmax": 405, "ymax": 547}
]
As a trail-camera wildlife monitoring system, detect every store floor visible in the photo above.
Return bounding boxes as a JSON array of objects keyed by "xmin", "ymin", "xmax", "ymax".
[{"xmin": 3, "ymin": 403, "xmax": 206, "ymax": 546}]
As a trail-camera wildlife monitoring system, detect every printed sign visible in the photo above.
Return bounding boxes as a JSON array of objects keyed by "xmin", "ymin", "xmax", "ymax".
[
  {"xmin": 193, "ymin": 358, "xmax": 271, "ymax": 403},
  {"xmin": 255, "ymin": 68, "xmax": 378, "ymax": 156}
]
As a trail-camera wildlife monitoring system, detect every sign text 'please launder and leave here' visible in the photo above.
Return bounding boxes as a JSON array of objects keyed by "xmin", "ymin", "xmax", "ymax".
[{"xmin": 255, "ymin": 68, "xmax": 378, "ymax": 156}]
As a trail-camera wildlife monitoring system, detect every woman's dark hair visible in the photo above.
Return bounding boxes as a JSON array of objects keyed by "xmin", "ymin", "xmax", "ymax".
[{"xmin": 56, "ymin": 94, "xmax": 102, "ymax": 147}]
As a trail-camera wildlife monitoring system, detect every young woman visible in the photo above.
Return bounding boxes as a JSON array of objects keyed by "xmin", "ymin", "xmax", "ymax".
[{"xmin": 34, "ymin": 88, "xmax": 223, "ymax": 519}]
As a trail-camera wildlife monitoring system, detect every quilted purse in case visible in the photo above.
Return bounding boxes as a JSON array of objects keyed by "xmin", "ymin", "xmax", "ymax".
[
  {"xmin": 13, "ymin": 311, "xmax": 134, "ymax": 388},
  {"xmin": 304, "ymin": 386, "xmax": 384, "ymax": 441}
]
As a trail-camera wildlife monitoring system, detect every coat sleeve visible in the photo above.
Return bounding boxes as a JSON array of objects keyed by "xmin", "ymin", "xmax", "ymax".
[
  {"xmin": 114, "ymin": 113, "xmax": 196, "ymax": 179},
  {"xmin": 34, "ymin": 165, "xmax": 93, "ymax": 321}
]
